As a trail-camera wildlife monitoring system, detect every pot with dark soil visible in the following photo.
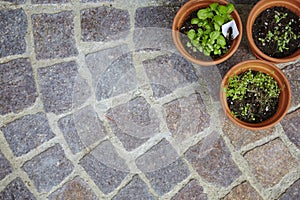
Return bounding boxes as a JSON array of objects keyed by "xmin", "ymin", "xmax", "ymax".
[
  {"xmin": 172, "ymin": 0, "xmax": 242, "ymax": 66},
  {"xmin": 220, "ymin": 60, "xmax": 291, "ymax": 130},
  {"xmin": 247, "ymin": 0, "xmax": 300, "ymax": 63}
]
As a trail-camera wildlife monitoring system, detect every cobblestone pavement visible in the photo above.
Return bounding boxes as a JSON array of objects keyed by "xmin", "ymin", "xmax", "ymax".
[{"xmin": 0, "ymin": 0, "xmax": 299, "ymax": 199}]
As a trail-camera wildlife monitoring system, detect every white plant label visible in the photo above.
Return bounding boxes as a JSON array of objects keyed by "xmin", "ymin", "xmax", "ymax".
[{"xmin": 222, "ymin": 20, "xmax": 239, "ymax": 39}]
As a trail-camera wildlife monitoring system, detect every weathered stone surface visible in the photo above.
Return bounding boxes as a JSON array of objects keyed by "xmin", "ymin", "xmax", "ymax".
[
  {"xmin": 281, "ymin": 109, "xmax": 300, "ymax": 149},
  {"xmin": 32, "ymin": 11, "xmax": 78, "ymax": 60},
  {"xmin": 135, "ymin": 6, "xmax": 179, "ymax": 29},
  {"xmin": 80, "ymin": 141, "xmax": 129, "ymax": 194},
  {"xmin": 22, "ymin": 144, "xmax": 74, "ymax": 192},
  {"xmin": 0, "ymin": 178, "xmax": 35, "ymax": 200},
  {"xmin": 0, "ymin": 58, "xmax": 37, "ymax": 115},
  {"xmin": 107, "ymin": 96, "xmax": 159, "ymax": 151},
  {"xmin": 1, "ymin": 113, "xmax": 55, "ymax": 157},
  {"xmin": 244, "ymin": 139, "xmax": 297, "ymax": 188},
  {"xmin": 143, "ymin": 54, "xmax": 198, "ymax": 98},
  {"xmin": 32, "ymin": 0, "xmax": 70, "ymax": 3},
  {"xmin": 171, "ymin": 179, "xmax": 208, "ymax": 200},
  {"xmin": 2, "ymin": 0, "xmax": 26, "ymax": 3},
  {"xmin": 223, "ymin": 118, "xmax": 275, "ymax": 149},
  {"xmin": 0, "ymin": 9, "xmax": 27, "ymax": 58},
  {"xmin": 282, "ymin": 62, "xmax": 300, "ymax": 108},
  {"xmin": 58, "ymin": 106, "xmax": 107, "ymax": 154},
  {"xmin": 112, "ymin": 175, "xmax": 156, "ymax": 200},
  {"xmin": 222, "ymin": 181, "xmax": 262, "ymax": 200},
  {"xmin": 38, "ymin": 61, "xmax": 90, "ymax": 114},
  {"xmin": 0, "ymin": 151, "xmax": 12, "ymax": 181},
  {"xmin": 48, "ymin": 176, "xmax": 97, "ymax": 200},
  {"xmin": 136, "ymin": 139, "xmax": 189, "ymax": 195},
  {"xmin": 185, "ymin": 131, "xmax": 241, "ymax": 187},
  {"xmin": 81, "ymin": 7, "xmax": 130, "ymax": 42},
  {"xmin": 279, "ymin": 179, "xmax": 300, "ymax": 200},
  {"xmin": 164, "ymin": 93, "xmax": 210, "ymax": 141}
]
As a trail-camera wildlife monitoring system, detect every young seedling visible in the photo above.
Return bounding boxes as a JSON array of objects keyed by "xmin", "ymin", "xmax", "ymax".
[{"xmin": 186, "ymin": 3, "xmax": 235, "ymax": 56}]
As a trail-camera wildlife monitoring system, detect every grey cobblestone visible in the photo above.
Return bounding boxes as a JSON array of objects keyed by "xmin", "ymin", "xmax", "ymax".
[
  {"xmin": 0, "ymin": 58, "xmax": 37, "ymax": 115},
  {"xmin": 32, "ymin": 0, "xmax": 70, "ymax": 4},
  {"xmin": 0, "ymin": 178, "xmax": 36, "ymax": 200},
  {"xmin": 0, "ymin": 151, "xmax": 12, "ymax": 181},
  {"xmin": 22, "ymin": 144, "xmax": 74, "ymax": 192},
  {"xmin": 171, "ymin": 179, "xmax": 208, "ymax": 200},
  {"xmin": 0, "ymin": 9, "xmax": 27, "ymax": 58},
  {"xmin": 1, "ymin": 112, "xmax": 55, "ymax": 157},
  {"xmin": 279, "ymin": 179, "xmax": 300, "ymax": 200}
]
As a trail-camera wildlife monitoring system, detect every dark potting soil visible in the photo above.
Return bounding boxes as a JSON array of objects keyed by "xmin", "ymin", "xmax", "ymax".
[
  {"xmin": 253, "ymin": 6, "xmax": 300, "ymax": 58},
  {"xmin": 227, "ymin": 71, "xmax": 279, "ymax": 123},
  {"xmin": 179, "ymin": 11, "xmax": 233, "ymax": 61}
]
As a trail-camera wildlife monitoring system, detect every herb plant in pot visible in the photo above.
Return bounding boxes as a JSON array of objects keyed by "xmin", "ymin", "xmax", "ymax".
[
  {"xmin": 220, "ymin": 60, "xmax": 291, "ymax": 130},
  {"xmin": 247, "ymin": 0, "xmax": 300, "ymax": 63},
  {"xmin": 172, "ymin": 0, "xmax": 242, "ymax": 66}
]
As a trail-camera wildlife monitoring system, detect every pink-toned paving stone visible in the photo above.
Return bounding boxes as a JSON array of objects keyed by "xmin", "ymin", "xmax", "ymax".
[
  {"xmin": 244, "ymin": 139, "xmax": 297, "ymax": 188},
  {"xmin": 171, "ymin": 179, "xmax": 208, "ymax": 200},
  {"xmin": 281, "ymin": 109, "xmax": 300, "ymax": 149},
  {"xmin": 222, "ymin": 181, "xmax": 262, "ymax": 200}
]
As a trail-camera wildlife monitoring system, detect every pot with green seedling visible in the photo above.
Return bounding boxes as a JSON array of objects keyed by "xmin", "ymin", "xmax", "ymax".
[
  {"xmin": 247, "ymin": 0, "xmax": 300, "ymax": 63},
  {"xmin": 220, "ymin": 60, "xmax": 291, "ymax": 130},
  {"xmin": 172, "ymin": 0, "xmax": 242, "ymax": 66}
]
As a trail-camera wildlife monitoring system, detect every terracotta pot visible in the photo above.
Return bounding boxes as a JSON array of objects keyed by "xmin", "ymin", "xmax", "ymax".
[
  {"xmin": 246, "ymin": 0, "xmax": 300, "ymax": 63},
  {"xmin": 220, "ymin": 60, "xmax": 291, "ymax": 130},
  {"xmin": 172, "ymin": 0, "xmax": 243, "ymax": 66}
]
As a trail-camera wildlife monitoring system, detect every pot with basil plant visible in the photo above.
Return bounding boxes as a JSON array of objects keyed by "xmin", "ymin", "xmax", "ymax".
[
  {"xmin": 172, "ymin": 0, "xmax": 242, "ymax": 66},
  {"xmin": 247, "ymin": 0, "xmax": 300, "ymax": 63},
  {"xmin": 220, "ymin": 60, "xmax": 291, "ymax": 130}
]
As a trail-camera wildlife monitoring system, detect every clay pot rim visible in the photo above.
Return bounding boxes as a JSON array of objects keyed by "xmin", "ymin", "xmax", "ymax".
[
  {"xmin": 246, "ymin": 0, "xmax": 300, "ymax": 63},
  {"xmin": 172, "ymin": 0, "xmax": 243, "ymax": 66},
  {"xmin": 220, "ymin": 59, "xmax": 291, "ymax": 130}
]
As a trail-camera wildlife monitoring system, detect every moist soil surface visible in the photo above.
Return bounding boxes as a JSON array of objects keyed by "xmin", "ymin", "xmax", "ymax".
[
  {"xmin": 227, "ymin": 70, "xmax": 279, "ymax": 123},
  {"xmin": 179, "ymin": 11, "xmax": 233, "ymax": 61},
  {"xmin": 253, "ymin": 6, "xmax": 300, "ymax": 58}
]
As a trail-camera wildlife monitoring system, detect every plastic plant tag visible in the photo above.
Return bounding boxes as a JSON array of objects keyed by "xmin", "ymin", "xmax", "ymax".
[{"xmin": 221, "ymin": 20, "xmax": 239, "ymax": 39}]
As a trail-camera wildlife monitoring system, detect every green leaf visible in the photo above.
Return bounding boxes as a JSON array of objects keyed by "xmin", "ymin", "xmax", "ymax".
[
  {"xmin": 227, "ymin": 3, "xmax": 235, "ymax": 13},
  {"xmin": 187, "ymin": 29, "xmax": 196, "ymax": 40},
  {"xmin": 197, "ymin": 46, "xmax": 203, "ymax": 52},
  {"xmin": 214, "ymin": 23, "xmax": 220, "ymax": 31},
  {"xmin": 197, "ymin": 8, "xmax": 210, "ymax": 19},
  {"xmin": 191, "ymin": 39, "xmax": 200, "ymax": 46},
  {"xmin": 187, "ymin": 42, "xmax": 192, "ymax": 47},
  {"xmin": 197, "ymin": 28, "xmax": 204, "ymax": 37},
  {"xmin": 204, "ymin": 48, "xmax": 211, "ymax": 56},
  {"xmin": 217, "ymin": 35, "xmax": 226, "ymax": 46},
  {"xmin": 213, "ymin": 15, "xmax": 225, "ymax": 26},
  {"xmin": 191, "ymin": 18, "xmax": 200, "ymax": 25},
  {"xmin": 210, "ymin": 31, "xmax": 220, "ymax": 41},
  {"xmin": 218, "ymin": 5, "xmax": 228, "ymax": 14},
  {"xmin": 207, "ymin": 43, "xmax": 214, "ymax": 51},
  {"xmin": 209, "ymin": 2, "xmax": 218, "ymax": 11},
  {"xmin": 214, "ymin": 48, "xmax": 221, "ymax": 55}
]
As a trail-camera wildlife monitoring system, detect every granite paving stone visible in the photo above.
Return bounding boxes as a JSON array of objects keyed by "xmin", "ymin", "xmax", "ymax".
[
  {"xmin": 80, "ymin": 141, "xmax": 129, "ymax": 194},
  {"xmin": 0, "ymin": 9, "xmax": 27, "ymax": 58},
  {"xmin": 223, "ymin": 118, "xmax": 275, "ymax": 150},
  {"xmin": 58, "ymin": 106, "xmax": 107, "ymax": 154},
  {"xmin": 136, "ymin": 139, "xmax": 189, "ymax": 195},
  {"xmin": 112, "ymin": 175, "xmax": 156, "ymax": 200},
  {"xmin": 185, "ymin": 131, "xmax": 241, "ymax": 187},
  {"xmin": 48, "ymin": 176, "xmax": 97, "ymax": 200},
  {"xmin": 106, "ymin": 96, "xmax": 160, "ymax": 151},
  {"xmin": 281, "ymin": 109, "xmax": 300, "ymax": 149},
  {"xmin": 81, "ymin": 7, "xmax": 130, "ymax": 42},
  {"xmin": 38, "ymin": 61, "xmax": 90, "ymax": 114},
  {"xmin": 143, "ymin": 54, "xmax": 198, "ymax": 98},
  {"xmin": 0, "ymin": 178, "xmax": 36, "ymax": 200},
  {"xmin": 22, "ymin": 144, "xmax": 74, "ymax": 193},
  {"xmin": 1, "ymin": 112, "xmax": 55, "ymax": 157},
  {"xmin": 32, "ymin": 0, "xmax": 70, "ymax": 3},
  {"xmin": 222, "ymin": 181, "xmax": 262, "ymax": 200},
  {"xmin": 32, "ymin": 11, "xmax": 78, "ymax": 60},
  {"xmin": 171, "ymin": 179, "xmax": 208, "ymax": 200},
  {"xmin": 279, "ymin": 179, "xmax": 300, "ymax": 200},
  {"xmin": 0, "ymin": 58, "xmax": 37, "ymax": 115},
  {"xmin": 0, "ymin": 151, "xmax": 12, "ymax": 181},
  {"xmin": 95, "ymin": 52, "xmax": 137, "ymax": 101},
  {"xmin": 164, "ymin": 93, "xmax": 210, "ymax": 142},
  {"xmin": 282, "ymin": 62, "xmax": 300, "ymax": 109},
  {"xmin": 244, "ymin": 139, "xmax": 297, "ymax": 188},
  {"xmin": 2, "ymin": 0, "xmax": 26, "ymax": 3}
]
